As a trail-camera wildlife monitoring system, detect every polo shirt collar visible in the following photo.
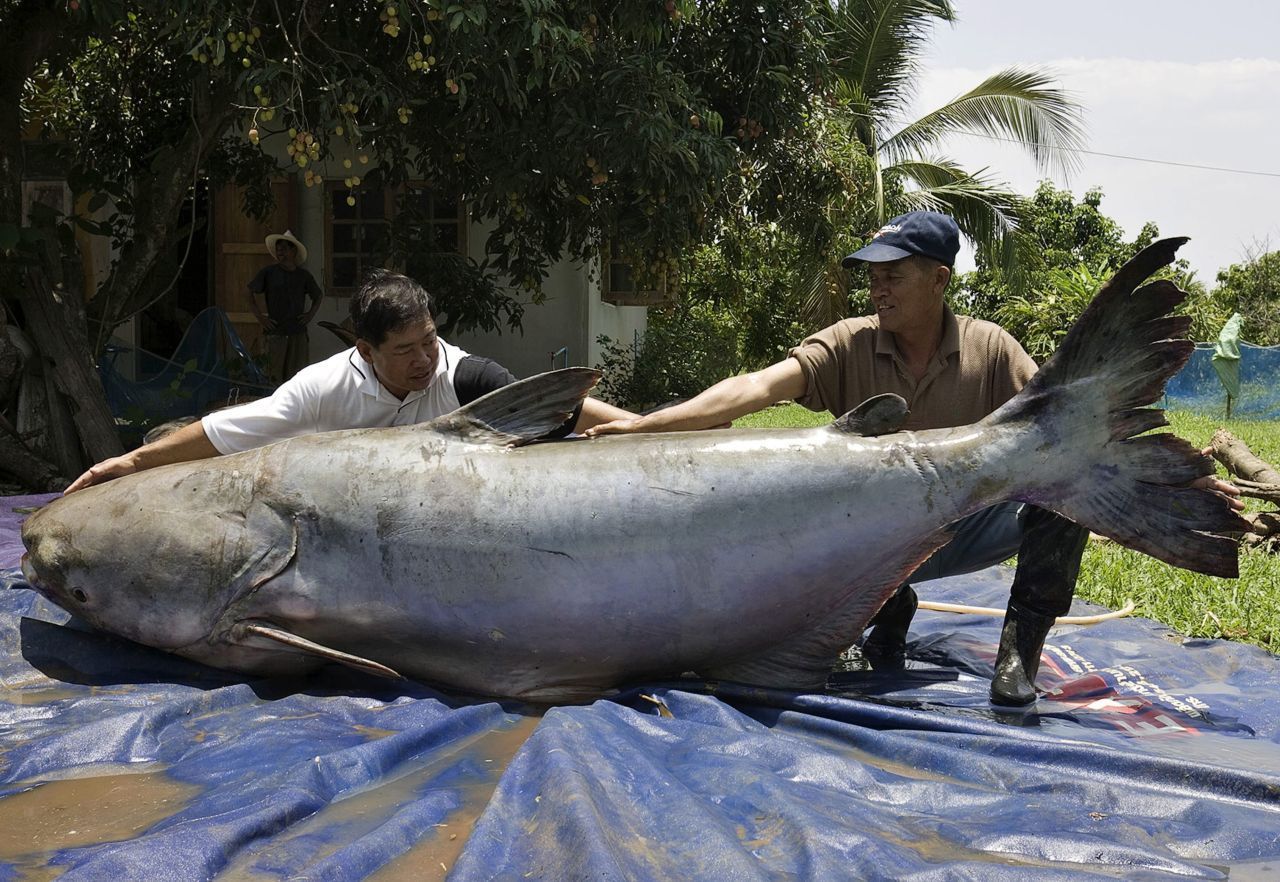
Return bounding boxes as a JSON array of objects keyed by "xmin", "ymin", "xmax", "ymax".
[
  {"xmin": 347, "ymin": 346, "xmax": 430, "ymax": 407},
  {"xmin": 874, "ymin": 304, "xmax": 962, "ymax": 363}
]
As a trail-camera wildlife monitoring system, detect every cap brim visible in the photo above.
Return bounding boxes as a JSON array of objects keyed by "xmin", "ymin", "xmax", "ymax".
[{"xmin": 841, "ymin": 241, "xmax": 914, "ymax": 267}]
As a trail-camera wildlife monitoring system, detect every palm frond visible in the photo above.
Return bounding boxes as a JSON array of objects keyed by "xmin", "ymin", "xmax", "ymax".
[
  {"xmin": 880, "ymin": 66, "xmax": 1086, "ymax": 179},
  {"xmin": 888, "ymin": 158, "xmax": 1041, "ymax": 291},
  {"xmin": 824, "ymin": 0, "xmax": 957, "ymax": 139}
]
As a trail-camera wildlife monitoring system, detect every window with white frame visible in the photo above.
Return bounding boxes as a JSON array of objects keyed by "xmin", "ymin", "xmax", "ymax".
[{"xmin": 326, "ymin": 183, "xmax": 464, "ymax": 294}]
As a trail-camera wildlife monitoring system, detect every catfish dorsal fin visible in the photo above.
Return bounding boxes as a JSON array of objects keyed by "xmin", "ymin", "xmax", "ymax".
[
  {"xmin": 236, "ymin": 621, "xmax": 403, "ymax": 680},
  {"xmin": 831, "ymin": 393, "xmax": 908, "ymax": 437},
  {"xmin": 427, "ymin": 367, "xmax": 601, "ymax": 447}
]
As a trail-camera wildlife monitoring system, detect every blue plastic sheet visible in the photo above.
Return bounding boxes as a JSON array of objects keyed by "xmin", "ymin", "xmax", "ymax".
[{"xmin": 3, "ymin": 494, "xmax": 1280, "ymax": 879}]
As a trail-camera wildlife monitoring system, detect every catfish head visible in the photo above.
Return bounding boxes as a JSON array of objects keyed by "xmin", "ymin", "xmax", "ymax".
[{"xmin": 20, "ymin": 460, "xmax": 298, "ymax": 659}]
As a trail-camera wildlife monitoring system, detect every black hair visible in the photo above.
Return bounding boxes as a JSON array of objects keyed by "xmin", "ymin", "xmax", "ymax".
[{"xmin": 349, "ymin": 269, "xmax": 435, "ymax": 346}]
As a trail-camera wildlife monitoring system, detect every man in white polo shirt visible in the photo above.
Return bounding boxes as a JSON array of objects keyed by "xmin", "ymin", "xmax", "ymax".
[{"xmin": 67, "ymin": 269, "xmax": 635, "ymax": 492}]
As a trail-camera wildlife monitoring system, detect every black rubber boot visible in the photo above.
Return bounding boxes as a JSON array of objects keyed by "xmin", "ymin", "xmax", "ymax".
[
  {"xmin": 990, "ymin": 602, "xmax": 1057, "ymax": 706},
  {"xmin": 861, "ymin": 583, "xmax": 918, "ymax": 664}
]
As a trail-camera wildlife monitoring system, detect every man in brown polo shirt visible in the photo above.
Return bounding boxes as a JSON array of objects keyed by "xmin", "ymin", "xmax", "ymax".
[{"xmin": 586, "ymin": 211, "xmax": 1090, "ymax": 706}]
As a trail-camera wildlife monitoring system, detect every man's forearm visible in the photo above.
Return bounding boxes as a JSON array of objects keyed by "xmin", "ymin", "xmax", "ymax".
[
  {"xmin": 575, "ymin": 397, "xmax": 638, "ymax": 432},
  {"xmin": 634, "ymin": 360, "xmax": 808, "ymax": 432},
  {"xmin": 66, "ymin": 418, "xmax": 224, "ymax": 493},
  {"xmin": 584, "ymin": 357, "xmax": 809, "ymax": 437},
  {"xmin": 249, "ymin": 291, "xmax": 269, "ymax": 323},
  {"xmin": 633, "ymin": 378, "xmax": 761, "ymax": 432},
  {"xmin": 132, "ymin": 420, "xmax": 223, "ymax": 470}
]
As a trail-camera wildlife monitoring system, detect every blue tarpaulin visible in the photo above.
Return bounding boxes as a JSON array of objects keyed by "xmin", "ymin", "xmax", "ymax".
[
  {"xmin": 2, "ymin": 494, "xmax": 1279, "ymax": 879},
  {"xmin": 1165, "ymin": 340, "xmax": 1280, "ymax": 419}
]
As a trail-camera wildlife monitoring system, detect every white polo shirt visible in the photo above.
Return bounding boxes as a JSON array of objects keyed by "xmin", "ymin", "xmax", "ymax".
[{"xmin": 203, "ymin": 338, "xmax": 470, "ymax": 455}]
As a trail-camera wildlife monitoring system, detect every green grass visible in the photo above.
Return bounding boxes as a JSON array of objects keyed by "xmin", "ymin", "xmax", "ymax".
[
  {"xmin": 733, "ymin": 404, "xmax": 833, "ymax": 430},
  {"xmin": 733, "ymin": 403, "xmax": 1280, "ymax": 654},
  {"xmin": 1082, "ymin": 412, "xmax": 1280, "ymax": 653}
]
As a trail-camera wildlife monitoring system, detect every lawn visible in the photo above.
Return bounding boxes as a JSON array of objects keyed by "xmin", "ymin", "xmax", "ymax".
[{"xmin": 733, "ymin": 404, "xmax": 1280, "ymax": 654}]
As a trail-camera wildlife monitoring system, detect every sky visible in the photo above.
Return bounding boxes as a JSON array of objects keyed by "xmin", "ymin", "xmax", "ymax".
[{"xmin": 909, "ymin": 0, "xmax": 1280, "ymax": 281}]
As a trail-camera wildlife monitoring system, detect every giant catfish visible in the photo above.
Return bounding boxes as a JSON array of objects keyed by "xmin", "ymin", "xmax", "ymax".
[{"xmin": 20, "ymin": 239, "xmax": 1247, "ymax": 701}]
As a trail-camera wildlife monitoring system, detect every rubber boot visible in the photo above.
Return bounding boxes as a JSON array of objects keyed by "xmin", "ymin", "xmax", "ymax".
[
  {"xmin": 990, "ymin": 601, "xmax": 1057, "ymax": 706},
  {"xmin": 861, "ymin": 583, "xmax": 917, "ymax": 664}
]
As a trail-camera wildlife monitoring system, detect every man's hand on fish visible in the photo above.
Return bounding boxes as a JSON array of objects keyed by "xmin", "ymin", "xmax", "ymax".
[
  {"xmin": 585, "ymin": 416, "xmax": 649, "ymax": 436},
  {"xmin": 63, "ymin": 420, "xmax": 222, "ymax": 495},
  {"xmin": 65, "ymin": 454, "xmax": 138, "ymax": 494}
]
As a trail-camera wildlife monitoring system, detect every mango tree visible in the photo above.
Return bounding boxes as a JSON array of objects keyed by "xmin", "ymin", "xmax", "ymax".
[{"xmin": 0, "ymin": 0, "xmax": 833, "ymax": 488}]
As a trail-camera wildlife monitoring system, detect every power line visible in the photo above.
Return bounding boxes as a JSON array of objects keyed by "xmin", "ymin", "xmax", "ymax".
[{"xmin": 966, "ymin": 132, "xmax": 1280, "ymax": 179}]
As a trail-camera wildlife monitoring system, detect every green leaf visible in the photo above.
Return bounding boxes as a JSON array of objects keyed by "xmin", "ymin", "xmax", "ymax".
[
  {"xmin": 87, "ymin": 191, "xmax": 110, "ymax": 213},
  {"xmin": 0, "ymin": 224, "xmax": 19, "ymax": 251}
]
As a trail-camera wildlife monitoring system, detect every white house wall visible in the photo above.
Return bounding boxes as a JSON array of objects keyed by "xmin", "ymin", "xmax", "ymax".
[{"xmin": 295, "ymin": 190, "xmax": 648, "ymax": 380}]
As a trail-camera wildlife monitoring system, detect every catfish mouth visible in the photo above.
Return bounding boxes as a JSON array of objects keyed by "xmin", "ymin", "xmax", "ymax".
[
  {"xmin": 20, "ymin": 551, "xmax": 60, "ymax": 599},
  {"xmin": 20, "ymin": 551, "xmax": 96, "ymax": 618}
]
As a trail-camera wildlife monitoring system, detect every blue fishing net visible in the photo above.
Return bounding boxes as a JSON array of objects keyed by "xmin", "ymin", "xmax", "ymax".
[
  {"xmin": 99, "ymin": 307, "xmax": 276, "ymax": 445},
  {"xmin": 1163, "ymin": 342, "xmax": 1280, "ymax": 419}
]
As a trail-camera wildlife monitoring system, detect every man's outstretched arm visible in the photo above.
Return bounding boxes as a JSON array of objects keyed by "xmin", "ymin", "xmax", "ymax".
[
  {"xmin": 585, "ymin": 358, "xmax": 808, "ymax": 436},
  {"xmin": 65, "ymin": 420, "xmax": 222, "ymax": 493},
  {"xmin": 574, "ymin": 397, "xmax": 639, "ymax": 433}
]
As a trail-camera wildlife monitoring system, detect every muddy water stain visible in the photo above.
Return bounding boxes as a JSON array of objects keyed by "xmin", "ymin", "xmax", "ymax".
[
  {"xmin": 368, "ymin": 714, "xmax": 541, "ymax": 881},
  {"xmin": 352, "ymin": 724, "xmax": 398, "ymax": 741},
  {"xmin": 0, "ymin": 765, "xmax": 200, "ymax": 861},
  {"xmin": 215, "ymin": 714, "xmax": 541, "ymax": 881}
]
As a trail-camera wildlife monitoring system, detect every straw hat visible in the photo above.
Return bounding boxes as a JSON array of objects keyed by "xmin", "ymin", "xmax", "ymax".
[{"xmin": 265, "ymin": 230, "xmax": 308, "ymax": 264}]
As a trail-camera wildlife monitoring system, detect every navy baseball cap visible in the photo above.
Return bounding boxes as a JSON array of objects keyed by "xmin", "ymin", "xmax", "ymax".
[{"xmin": 842, "ymin": 211, "xmax": 960, "ymax": 268}]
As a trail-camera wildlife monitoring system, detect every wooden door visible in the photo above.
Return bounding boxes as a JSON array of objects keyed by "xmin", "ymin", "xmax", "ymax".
[{"xmin": 212, "ymin": 179, "xmax": 296, "ymax": 355}]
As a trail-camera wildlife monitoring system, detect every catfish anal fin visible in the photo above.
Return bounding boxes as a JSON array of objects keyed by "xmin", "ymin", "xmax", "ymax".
[{"xmin": 236, "ymin": 621, "xmax": 403, "ymax": 680}]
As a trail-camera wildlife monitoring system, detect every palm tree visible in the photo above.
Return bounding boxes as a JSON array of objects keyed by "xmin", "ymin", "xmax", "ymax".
[{"xmin": 801, "ymin": 0, "xmax": 1087, "ymax": 327}]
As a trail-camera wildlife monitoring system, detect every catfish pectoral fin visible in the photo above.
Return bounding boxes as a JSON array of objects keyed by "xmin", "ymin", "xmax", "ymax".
[{"xmin": 235, "ymin": 621, "xmax": 403, "ymax": 680}]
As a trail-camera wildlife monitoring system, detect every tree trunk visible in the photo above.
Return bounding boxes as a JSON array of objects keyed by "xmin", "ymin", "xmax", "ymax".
[
  {"xmin": 0, "ymin": 430, "xmax": 64, "ymax": 492},
  {"xmin": 87, "ymin": 76, "xmax": 239, "ymax": 345},
  {"xmin": 0, "ymin": 314, "xmax": 23, "ymax": 405},
  {"xmin": 18, "ymin": 265, "xmax": 122, "ymax": 463},
  {"xmin": 1211, "ymin": 429, "xmax": 1280, "ymax": 485}
]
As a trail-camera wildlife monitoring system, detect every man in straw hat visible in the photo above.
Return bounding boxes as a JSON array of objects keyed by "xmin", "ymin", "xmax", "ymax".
[{"xmin": 250, "ymin": 230, "xmax": 323, "ymax": 382}]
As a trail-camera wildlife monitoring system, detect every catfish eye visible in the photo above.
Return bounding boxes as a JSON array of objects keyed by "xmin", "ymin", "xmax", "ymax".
[{"xmin": 71, "ymin": 588, "xmax": 88, "ymax": 603}]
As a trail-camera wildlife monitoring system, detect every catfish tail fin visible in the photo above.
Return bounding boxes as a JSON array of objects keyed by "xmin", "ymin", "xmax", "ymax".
[{"xmin": 991, "ymin": 238, "xmax": 1246, "ymax": 577}]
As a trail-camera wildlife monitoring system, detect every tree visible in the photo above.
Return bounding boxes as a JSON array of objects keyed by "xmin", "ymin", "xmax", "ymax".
[
  {"xmin": 795, "ymin": 0, "xmax": 1087, "ymax": 328},
  {"xmin": 1212, "ymin": 245, "xmax": 1280, "ymax": 346},
  {"xmin": 0, "ymin": 0, "xmax": 836, "ymax": 488},
  {"xmin": 955, "ymin": 182, "xmax": 1225, "ymax": 358}
]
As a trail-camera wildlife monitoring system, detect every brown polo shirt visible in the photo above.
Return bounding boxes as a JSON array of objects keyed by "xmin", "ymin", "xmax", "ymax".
[{"xmin": 789, "ymin": 305, "xmax": 1038, "ymax": 431}]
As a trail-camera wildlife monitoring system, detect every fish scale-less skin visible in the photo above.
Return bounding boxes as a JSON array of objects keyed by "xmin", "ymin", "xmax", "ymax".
[
  {"xmin": 196, "ymin": 423, "xmax": 999, "ymax": 700},
  {"xmin": 21, "ymin": 240, "xmax": 1248, "ymax": 701},
  {"xmin": 20, "ymin": 401, "xmax": 1047, "ymax": 702}
]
